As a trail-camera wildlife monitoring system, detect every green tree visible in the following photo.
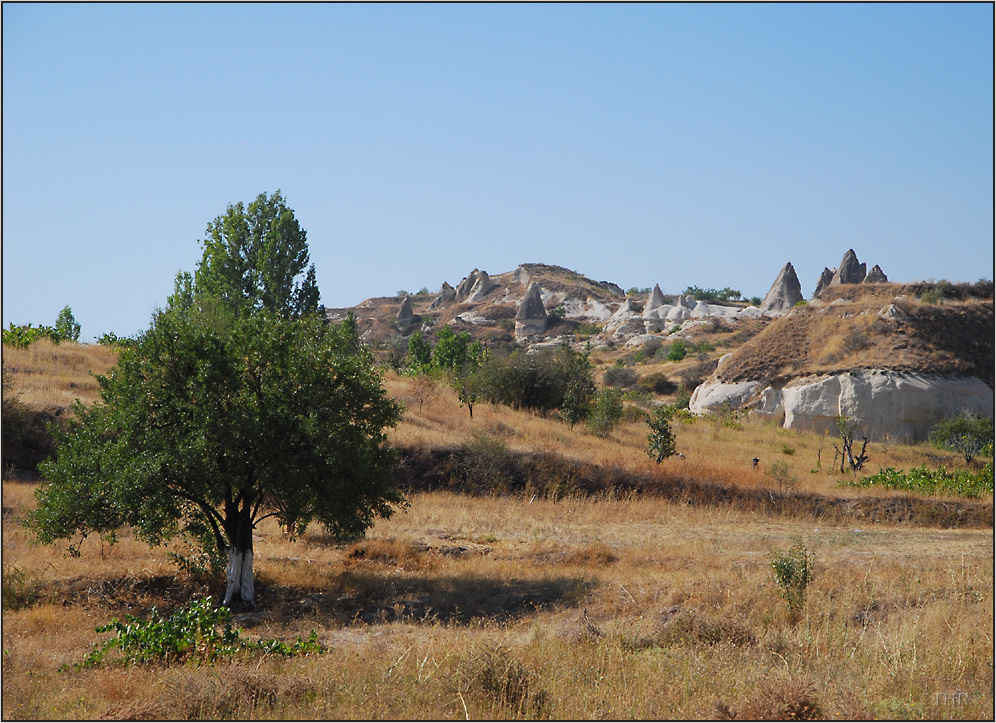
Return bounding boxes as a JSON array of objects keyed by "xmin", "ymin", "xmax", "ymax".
[
  {"xmin": 51, "ymin": 306, "xmax": 81, "ymax": 344},
  {"xmin": 587, "ymin": 388, "xmax": 624, "ymax": 438},
  {"xmin": 29, "ymin": 307, "xmax": 402, "ymax": 609},
  {"xmin": 647, "ymin": 405, "xmax": 677, "ymax": 463},
  {"xmin": 929, "ymin": 410, "xmax": 994, "ymax": 464},
  {"xmin": 194, "ymin": 191, "xmax": 320, "ymax": 318},
  {"xmin": 432, "ymin": 325, "xmax": 479, "ymax": 370},
  {"xmin": 406, "ymin": 331, "xmax": 434, "ymax": 373}
]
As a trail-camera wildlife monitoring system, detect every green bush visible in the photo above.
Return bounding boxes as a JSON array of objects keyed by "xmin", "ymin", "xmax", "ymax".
[
  {"xmin": 587, "ymin": 388, "xmax": 624, "ymax": 438},
  {"xmin": 928, "ymin": 410, "xmax": 994, "ymax": 464},
  {"xmin": 73, "ymin": 597, "xmax": 321, "ymax": 669},
  {"xmin": 771, "ymin": 541, "xmax": 815, "ymax": 615},
  {"xmin": 647, "ymin": 405, "xmax": 677, "ymax": 463},
  {"xmin": 839, "ymin": 463, "xmax": 993, "ymax": 498},
  {"xmin": 603, "ymin": 365, "xmax": 638, "ymax": 389},
  {"xmin": 666, "ymin": 340, "xmax": 687, "ymax": 362},
  {"xmin": 637, "ymin": 371, "xmax": 676, "ymax": 395},
  {"xmin": 2, "ymin": 323, "xmax": 53, "ymax": 349},
  {"xmin": 478, "ymin": 346, "xmax": 595, "ymax": 418}
]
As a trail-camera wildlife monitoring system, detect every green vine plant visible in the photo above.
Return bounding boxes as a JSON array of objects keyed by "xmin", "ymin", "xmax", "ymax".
[{"xmin": 66, "ymin": 596, "xmax": 321, "ymax": 670}]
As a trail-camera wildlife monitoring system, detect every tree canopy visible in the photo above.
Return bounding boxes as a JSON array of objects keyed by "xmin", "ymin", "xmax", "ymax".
[
  {"xmin": 30, "ymin": 304, "xmax": 401, "ymax": 608},
  {"xmin": 194, "ymin": 190, "xmax": 320, "ymax": 318}
]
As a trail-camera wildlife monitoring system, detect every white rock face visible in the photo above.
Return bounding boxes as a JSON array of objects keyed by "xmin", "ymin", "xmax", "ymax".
[
  {"xmin": 691, "ymin": 370, "xmax": 994, "ymax": 442},
  {"xmin": 584, "ymin": 298, "xmax": 614, "ymax": 321}
]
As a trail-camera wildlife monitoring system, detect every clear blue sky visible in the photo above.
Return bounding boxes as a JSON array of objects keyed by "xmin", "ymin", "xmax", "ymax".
[{"xmin": 3, "ymin": 3, "xmax": 993, "ymax": 340}]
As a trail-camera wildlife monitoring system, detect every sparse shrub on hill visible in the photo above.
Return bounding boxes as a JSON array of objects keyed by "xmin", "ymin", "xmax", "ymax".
[
  {"xmin": 666, "ymin": 340, "xmax": 687, "ymax": 362},
  {"xmin": 3, "ymin": 323, "xmax": 54, "ymax": 348},
  {"xmin": 647, "ymin": 405, "xmax": 677, "ymax": 463},
  {"xmin": 50, "ymin": 306, "xmax": 81, "ymax": 344},
  {"xmin": 928, "ymin": 410, "xmax": 994, "ymax": 464},
  {"xmin": 638, "ymin": 371, "xmax": 677, "ymax": 395},
  {"xmin": 587, "ymin": 388, "xmax": 624, "ymax": 437},
  {"xmin": 603, "ymin": 364, "xmax": 638, "ymax": 389},
  {"xmin": 771, "ymin": 540, "xmax": 815, "ymax": 616},
  {"xmin": 477, "ymin": 345, "xmax": 595, "ymax": 421}
]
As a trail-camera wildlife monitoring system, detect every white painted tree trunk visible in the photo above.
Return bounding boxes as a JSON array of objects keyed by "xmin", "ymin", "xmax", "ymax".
[{"xmin": 223, "ymin": 547, "xmax": 255, "ymax": 607}]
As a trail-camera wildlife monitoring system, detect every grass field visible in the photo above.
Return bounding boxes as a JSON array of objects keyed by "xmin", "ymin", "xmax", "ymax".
[{"xmin": 2, "ymin": 342, "xmax": 993, "ymax": 719}]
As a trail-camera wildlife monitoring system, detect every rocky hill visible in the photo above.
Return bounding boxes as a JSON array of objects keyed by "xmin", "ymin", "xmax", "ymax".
[{"xmin": 328, "ymin": 251, "xmax": 993, "ymax": 444}]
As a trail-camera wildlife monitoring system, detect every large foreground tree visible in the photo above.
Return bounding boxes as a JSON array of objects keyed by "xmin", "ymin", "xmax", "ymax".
[{"xmin": 30, "ymin": 306, "xmax": 402, "ymax": 608}]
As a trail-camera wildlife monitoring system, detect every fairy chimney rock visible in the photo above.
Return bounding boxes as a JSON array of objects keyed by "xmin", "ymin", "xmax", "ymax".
[
  {"xmin": 515, "ymin": 282, "xmax": 548, "ymax": 336},
  {"xmin": 397, "ymin": 296, "xmax": 415, "ymax": 331},
  {"xmin": 429, "ymin": 281, "xmax": 456, "ymax": 309},
  {"xmin": 760, "ymin": 262, "xmax": 804, "ymax": 313},
  {"xmin": 644, "ymin": 284, "xmax": 666, "ymax": 314},
  {"xmin": 864, "ymin": 265, "xmax": 888, "ymax": 283},
  {"xmin": 830, "ymin": 249, "xmax": 867, "ymax": 286}
]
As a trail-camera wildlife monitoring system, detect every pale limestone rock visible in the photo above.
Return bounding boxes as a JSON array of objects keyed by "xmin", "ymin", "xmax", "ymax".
[
  {"xmin": 515, "ymin": 282, "xmax": 547, "ymax": 336},
  {"xmin": 760, "ymin": 262, "xmax": 803, "ymax": 313},
  {"xmin": 813, "ymin": 267, "xmax": 835, "ymax": 297},
  {"xmin": 830, "ymin": 249, "xmax": 866, "ymax": 286},
  {"xmin": 397, "ymin": 296, "xmax": 415, "ymax": 331},
  {"xmin": 864, "ymin": 265, "xmax": 888, "ymax": 283}
]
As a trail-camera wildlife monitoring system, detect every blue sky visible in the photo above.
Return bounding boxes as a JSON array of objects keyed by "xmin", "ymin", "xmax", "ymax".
[{"xmin": 3, "ymin": 3, "xmax": 993, "ymax": 340}]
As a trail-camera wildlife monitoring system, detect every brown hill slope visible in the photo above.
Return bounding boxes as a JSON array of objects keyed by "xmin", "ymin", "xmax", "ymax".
[{"xmin": 717, "ymin": 288, "xmax": 993, "ymax": 386}]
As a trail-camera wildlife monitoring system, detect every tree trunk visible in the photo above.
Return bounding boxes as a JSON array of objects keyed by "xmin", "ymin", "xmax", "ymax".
[
  {"xmin": 223, "ymin": 508, "xmax": 255, "ymax": 609},
  {"xmin": 223, "ymin": 545, "xmax": 255, "ymax": 608}
]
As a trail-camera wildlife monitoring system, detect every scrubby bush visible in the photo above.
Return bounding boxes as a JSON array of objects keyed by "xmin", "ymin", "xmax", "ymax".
[
  {"xmin": 587, "ymin": 388, "xmax": 624, "ymax": 437},
  {"xmin": 638, "ymin": 371, "xmax": 677, "ymax": 395},
  {"xmin": 771, "ymin": 541, "xmax": 815, "ymax": 615},
  {"xmin": 478, "ymin": 345, "xmax": 595, "ymax": 418},
  {"xmin": 666, "ymin": 340, "xmax": 687, "ymax": 362},
  {"xmin": 603, "ymin": 365, "xmax": 638, "ymax": 389},
  {"xmin": 647, "ymin": 405, "xmax": 677, "ymax": 463},
  {"xmin": 928, "ymin": 410, "xmax": 994, "ymax": 464}
]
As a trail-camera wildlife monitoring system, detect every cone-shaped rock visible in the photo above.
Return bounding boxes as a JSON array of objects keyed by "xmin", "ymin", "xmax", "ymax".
[
  {"xmin": 813, "ymin": 267, "xmax": 834, "ymax": 297},
  {"xmin": 467, "ymin": 270, "xmax": 495, "ymax": 303},
  {"xmin": 515, "ymin": 282, "xmax": 548, "ymax": 335},
  {"xmin": 429, "ymin": 281, "xmax": 456, "ymax": 309},
  {"xmin": 864, "ymin": 265, "xmax": 888, "ymax": 283},
  {"xmin": 644, "ymin": 284, "xmax": 666, "ymax": 315},
  {"xmin": 830, "ymin": 249, "xmax": 866, "ymax": 286},
  {"xmin": 397, "ymin": 296, "xmax": 415, "ymax": 331},
  {"xmin": 760, "ymin": 262, "xmax": 804, "ymax": 313}
]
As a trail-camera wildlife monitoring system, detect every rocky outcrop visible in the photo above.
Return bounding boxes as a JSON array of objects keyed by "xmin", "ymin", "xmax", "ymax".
[
  {"xmin": 760, "ymin": 262, "xmax": 803, "ymax": 313},
  {"xmin": 864, "ymin": 265, "xmax": 888, "ymax": 283},
  {"xmin": 456, "ymin": 269, "xmax": 495, "ymax": 303},
  {"xmin": 397, "ymin": 296, "xmax": 415, "ymax": 332},
  {"xmin": 813, "ymin": 268, "xmax": 835, "ymax": 297},
  {"xmin": 830, "ymin": 249, "xmax": 867, "ymax": 286},
  {"xmin": 429, "ymin": 281, "xmax": 456, "ymax": 309},
  {"xmin": 690, "ymin": 370, "xmax": 994, "ymax": 442},
  {"xmin": 515, "ymin": 282, "xmax": 548, "ymax": 336}
]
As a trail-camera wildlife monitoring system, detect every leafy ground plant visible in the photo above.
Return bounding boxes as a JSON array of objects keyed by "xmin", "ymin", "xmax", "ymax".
[
  {"xmin": 838, "ymin": 463, "xmax": 994, "ymax": 498},
  {"xmin": 70, "ymin": 596, "xmax": 321, "ymax": 669},
  {"xmin": 771, "ymin": 540, "xmax": 815, "ymax": 616}
]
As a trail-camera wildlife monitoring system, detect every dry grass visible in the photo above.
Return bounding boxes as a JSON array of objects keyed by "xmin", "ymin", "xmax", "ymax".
[
  {"xmin": 3, "ymin": 339, "xmax": 992, "ymax": 719},
  {"xmin": 3, "ymin": 478, "xmax": 992, "ymax": 720},
  {"xmin": 2, "ymin": 339, "xmax": 118, "ymax": 412}
]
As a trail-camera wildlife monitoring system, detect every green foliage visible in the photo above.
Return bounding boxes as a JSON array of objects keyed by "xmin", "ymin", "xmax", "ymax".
[
  {"xmin": 767, "ymin": 460, "xmax": 797, "ymax": 493},
  {"xmin": 683, "ymin": 286, "xmax": 741, "ymax": 303},
  {"xmin": 406, "ymin": 331, "xmax": 434, "ymax": 373},
  {"xmin": 748, "ymin": 296, "xmax": 762, "ymax": 307},
  {"xmin": 72, "ymin": 597, "xmax": 321, "ymax": 669},
  {"xmin": 928, "ymin": 410, "xmax": 994, "ymax": 464},
  {"xmin": 50, "ymin": 305, "xmax": 81, "ymax": 344},
  {"xmin": 550, "ymin": 305, "xmax": 567, "ymax": 320},
  {"xmin": 587, "ymin": 388, "xmax": 624, "ymax": 437},
  {"xmin": 574, "ymin": 322, "xmax": 601, "ymax": 338},
  {"xmin": 637, "ymin": 371, "xmax": 676, "ymax": 395},
  {"xmin": 839, "ymin": 463, "xmax": 994, "ymax": 498},
  {"xmin": 193, "ymin": 191, "xmax": 320, "ymax": 319},
  {"xmin": 603, "ymin": 365, "xmax": 637, "ymax": 389},
  {"xmin": 478, "ymin": 345, "xmax": 595, "ymax": 421},
  {"xmin": 647, "ymin": 405, "xmax": 677, "ymax": 463},
  {"xmin": 626, "ymin": 287, "xmax": 652, "ymax": 296},
  {"xmin": 432, "ymin": 325, "xmax": 480, "ymax": 371},
  {"xmin": 771, "ymin": 541, "xmax": 815, "ymax": 614},
  {"xmin": 2, "ymin": 323, "xmax": 53, "ymax": 348},
  {"xmin": 666, "ymin": 340, "xmax": 687, "ymax": 362},
  {"xmin": 793, "ymin": 299, "xmax": 809, "ymax": 307},
  {"xmin": 96, "ymin": 332, "xmax": 137, "ymax": 348},
  {"xmin": 919, "ymin": 288, "xmax": 943, "ymax": 305},
  {"xmin": 30, "ymin": 307, "xmax": 402, "ymax": 602}
]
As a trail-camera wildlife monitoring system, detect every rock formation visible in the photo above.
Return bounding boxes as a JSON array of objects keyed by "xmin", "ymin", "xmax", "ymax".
[
  {"xmin": 514, "ymin": 282, "xmax": 548, "ymax": 336},
  {"xmin": 760, "ymin": 262, "xmax": 804, "ymax": 313},
  {"xmin": 429, "ymin": 281, "xmax": 456, "ymax": 309},
  {"xmin": 830, "ymin": 249, "xmax": 867, "ymax": 286},
  {"xmin": 813, "ymin": 268, "xmax": 835, "ymax": 297},
  {"xmin": 645, "ymin": 284, "xmax": 666, "ymax": 313},
  {"xmin": 689, "ymin": 370, "xmax": 993, "ymax": 443},
  {"xmin": 397, "ymin": 296, "xmax": 415, "ymax": 332},
  {"xmin": 456, "ymin": 269, "xmax": 495, "ymax": 303},
  {"xmin": 864, "ymin": 265, "xmax": 888, "ymax": 283}
]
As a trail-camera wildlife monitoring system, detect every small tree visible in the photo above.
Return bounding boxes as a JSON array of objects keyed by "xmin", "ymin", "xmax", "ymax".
[
  {"xmin": 30, "ymin": 307, "xmax": 402, "ymax": 609},
  {"xmin": 833, "ymin": 415, "xmax": 869, "ymax": 475},
  {"xmin": 587, "ymin": 388, "xmax": 624, "ymax": 438},
  {"xmin": 929, "ymin": 410, "xmax": 994, "ymax": 464},
  {"xmin": 647, "ymin": 405, "xmax": 677, "ymax": 463},
  {"xmin": 771, "ymin": 540, "xmax": 815, "ymax": 616},
  {"xmin": 406, "ymin": 331, "xmax": 433, "ymax": 373},
  {"xmin": 51, "ymin": 306, "xmax": 81, "ymax": 344},
  {"xmin": 767, "ymin": 460, "xmax": 798, "ymax": 494},
  {"xmin": 407, "ymin": 371, "xmax": 440, "ymax": 413}
]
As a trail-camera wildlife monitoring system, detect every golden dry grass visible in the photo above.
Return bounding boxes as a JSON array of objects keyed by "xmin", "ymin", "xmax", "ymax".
[
  {"xmin": 3, "ymin": 478, "xmax": 992, "ymax": 720},
  {"xmin": 3, "ymin": 339, "xmax": 118, "ymax": 412},
  {"xmin": 3, "ymin": 344, "xmax": 992, "ymax": 720}
]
